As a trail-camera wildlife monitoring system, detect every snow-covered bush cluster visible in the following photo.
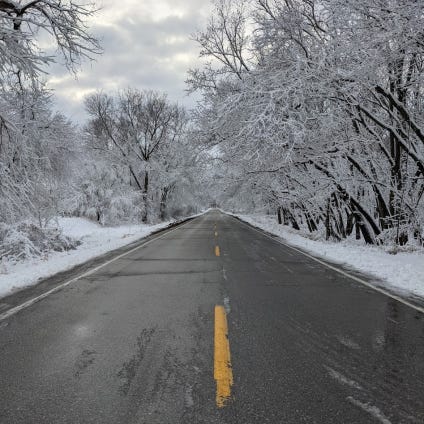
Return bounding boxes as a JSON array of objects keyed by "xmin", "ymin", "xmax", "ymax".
[
  {"xmin": 190, "ymin": 0, "xmax": 424, "ymax": 247},
  {"xmin": 0, "ymin": 222, "xmax": 80, "ymax": 264}
]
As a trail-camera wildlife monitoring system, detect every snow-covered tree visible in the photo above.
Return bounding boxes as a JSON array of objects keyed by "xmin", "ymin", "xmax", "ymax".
[
  {"xmin": 191, "ymin": 0, "xmax": 424, "ymax": 247},
  {"xmin": 0, "ymin": 1, "xmax": 100, "ymax": 261},
  {"xmin": 0, "ymin": 0, "xmax": 100, "ymax": 223},
  {"xmin": 0, "ymin": 0, "xmax": 100, "ymax": 82},
  {"xmin": 84, "ymin": 88, "xmax": 200, "ymax": 223}
]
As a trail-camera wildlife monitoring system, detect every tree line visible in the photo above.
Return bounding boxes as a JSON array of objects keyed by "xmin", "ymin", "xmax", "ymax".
[
  {"xmin": 0, "ymin": 1, "xmax": 204, "ymax": 229},
  {"xmin": 0, "ymin": 0, "xmax": 205, "ymax": 262},
  {"xmin": 2, "ymin": 0, "xmax": 423, "ymax": 262},
  {"xmin": 189, "ymin": 0, "xmax": 424, "ymax": 247}
]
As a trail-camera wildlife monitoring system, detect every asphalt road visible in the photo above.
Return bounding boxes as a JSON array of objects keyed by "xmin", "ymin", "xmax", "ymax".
[{"xmin": 0, "ymin": 210, "xmax": 423, "ymax": 423}]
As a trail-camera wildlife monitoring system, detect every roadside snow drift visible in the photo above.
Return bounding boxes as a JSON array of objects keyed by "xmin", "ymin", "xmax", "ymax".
[{"xmin": 0, "ymin": 217, "xmax": 172, "ymax": 298}]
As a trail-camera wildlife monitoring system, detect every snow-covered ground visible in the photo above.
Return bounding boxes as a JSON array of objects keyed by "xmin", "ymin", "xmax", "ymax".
[
  {"xmin": 235, "ymin": 214, "xmax": 424, "ymax": 301},
  {"xmin": 0, "ymin": 217, "xmax": 175, "ymax": 298}
]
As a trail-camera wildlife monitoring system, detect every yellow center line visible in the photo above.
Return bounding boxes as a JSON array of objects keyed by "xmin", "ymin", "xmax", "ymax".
[
  {"xmin": 215, "ymin": 231, "xmax": 218, "ymax": 237},
  {"xmin": 215, "ymin": 245, "xmax": 220, "ymax": 257},
  {"xmin": 214, "ymin": 305, "xmax": 233, "ymax": 408}
]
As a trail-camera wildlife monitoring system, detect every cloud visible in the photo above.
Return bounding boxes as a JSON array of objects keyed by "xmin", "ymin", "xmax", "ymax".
[{"xmin": 47, "ymin": 0, "xmax": 212, "ymax": 123}]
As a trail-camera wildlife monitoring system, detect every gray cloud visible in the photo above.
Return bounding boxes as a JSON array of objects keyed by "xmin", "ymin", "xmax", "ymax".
[{"xmin": 47, "ymin": 0, "xmax": 211, "ymax": 123}]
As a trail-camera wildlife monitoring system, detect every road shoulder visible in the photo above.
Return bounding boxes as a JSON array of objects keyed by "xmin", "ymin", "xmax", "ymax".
[
  {"xmin": 230, "ymin": 213, "xmax": 424, "ymax": 313},
  {"xmin": 0, "ymin": 217, "xmax": 195, "ymax": 319}
]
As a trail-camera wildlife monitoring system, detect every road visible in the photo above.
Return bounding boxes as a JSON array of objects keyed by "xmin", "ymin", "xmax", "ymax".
[{"xmin": 0, "ymin": 210, "xmax": 423, "ymax": 423}]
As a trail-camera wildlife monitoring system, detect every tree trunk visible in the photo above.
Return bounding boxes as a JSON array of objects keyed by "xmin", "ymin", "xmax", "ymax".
[
  {"xmin": 160, "ymin": 187, "xmax": 169, "ymax": 221},
  {"xmin": 277, "ymin": 207, "xmax": 282, "ymax": 225},
  {"xmin": 287, "ymin": 208, "xmax": 300, "ymax": 230},
  {"xmin": 325, "ymin": 198, "xmax": 331, "ymax": 240},
  {"xmin": 142, "ymin": 171, "xmax": 149, "ymax": 223},
  {"xmin": 305, "ymin": 211, "xmax": 317, "ymax": 233},
  {"xmin": 346, "ymin": 212, "xmax": 354, "ymax": 236}
]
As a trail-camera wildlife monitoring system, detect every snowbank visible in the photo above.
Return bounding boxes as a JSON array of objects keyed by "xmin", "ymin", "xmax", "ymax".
[
  {"xmin": 235, "ymin": 214, "xmax": 424, "ymax": 300},
  {"xmin": 0, "ymin": 217, "xmax": 174, "ymax": 298}
]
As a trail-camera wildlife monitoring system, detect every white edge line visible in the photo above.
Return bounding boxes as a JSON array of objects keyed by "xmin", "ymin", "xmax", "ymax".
[
  {"xmin": 0, "ymin": 218, "xmax": 195, "ymax": 322},
  {"xmin": 230, "ymin": 215, "xmax": 424, "ymax": 315}
]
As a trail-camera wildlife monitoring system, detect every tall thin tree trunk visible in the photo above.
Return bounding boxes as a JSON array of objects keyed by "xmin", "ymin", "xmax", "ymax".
[
  {"xmin": 160, "ymin": 187, "xmax": 169, "ymax": 221},
  {"xmin": 142, "ymin": 170, "xmax": 149, "ymax": 223}
]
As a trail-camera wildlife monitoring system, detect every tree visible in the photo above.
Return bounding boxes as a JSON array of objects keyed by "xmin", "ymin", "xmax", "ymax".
[
  {"xmin": 0, "ymin": 0, "xmax": 100, "ymax": 83},
  {"xmin": 0, "ymin": 0, "xmax": 100, "ymax": 225},
  {"xmin": 190, "ymin": 0, "xmax": 424, "ymax": 247},
  {"xmin": 0, "ymin": 87, "xmax": 79, "ymax": 224},
  {"xmin": 84, "ymin": 89, "xmax": 189, "ymax": 222},
  {"xmin": 187, "ymin": 0, "xmax": 253, "ymax": 95}
]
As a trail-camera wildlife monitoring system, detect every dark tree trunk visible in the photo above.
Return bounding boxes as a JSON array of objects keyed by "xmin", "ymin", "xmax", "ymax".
[
  {"xmin": 277, "ymin": 207, "xmax": 282, "ymax": 225},
  {"xmin": 144, "ymin": 171, "xmax": 149, "ymax": 193},
  {"xmin": 346, "ymin": 212, "xmax": 355, "ymax": 236},
  {"xmin": 357, "ymin": 220, "xmax": 374, "ymax": 244},
  {"xmin": 142, "ymin": 171, "xmax": 149, "ymax": 223},
  {"xmin": 282, "ymin": 208, "xmax": 289, "ymax": 225},
  {"xmin": 351, "ymin": 207, "xmax": 374, "ymax": 244},
  {"xmin": 325, "ymin": 198, "xmax": 331, "ymax": 240},
  {"xmin": 355, "ymin": 218, "xmax": 361, "ymax": 240},
  {"xmin": 287, "ymin": 208, "xmax": 300, "ymax": 230},
  {"xmin": 305, "ymin": 212, "xmax": 317, "ymax": 233}
]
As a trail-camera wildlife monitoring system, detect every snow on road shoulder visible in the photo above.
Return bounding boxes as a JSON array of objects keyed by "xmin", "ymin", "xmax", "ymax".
[
  {"xmin": 0, "ymin": 217, "xmax": 173, "ymax": 298},
  {"xmin": 235, "ymin": 214, "xmax": 424, "ymax": 300}
]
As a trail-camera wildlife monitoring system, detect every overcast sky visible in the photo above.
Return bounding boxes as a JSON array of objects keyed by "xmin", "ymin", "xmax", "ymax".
[{"xmin": 47, "ymin": 0, "xmax": 212, "ymax": 123}]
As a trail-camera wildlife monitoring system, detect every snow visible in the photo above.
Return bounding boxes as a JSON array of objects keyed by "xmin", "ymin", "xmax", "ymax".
[
  {"xmin": 325, "ymin": 366, "xmax": 363, "ymax": 391},
  {"xmin": 346, "ymin": 397, "xmax": 392, "ymax": 424},
  {"xmin": 0, "ymin": 217, "xmax": 175, "ymax": 298},
  {"xmin": 235, "ymin": 214, "xmax": 424, "ymax": 301},
  {"xmin": 2, "ymin": 211, "xmax": 422, "ymax": 303}
]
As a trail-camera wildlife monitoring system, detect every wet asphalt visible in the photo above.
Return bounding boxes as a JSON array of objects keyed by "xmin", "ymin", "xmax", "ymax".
[{"xmin": 0, "ymin": 210, "xmax": 423, "ymax": 423}]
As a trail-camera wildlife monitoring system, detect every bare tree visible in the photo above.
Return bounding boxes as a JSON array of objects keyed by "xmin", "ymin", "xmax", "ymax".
[
  {"xmin": 0, "ymin": 0, "xmax": 100, "ymax": 83},
  {"xmin": 187, "ymin": 0, "xmax": 253, "ymax": 94},
  {"xmin": 84, "ymin": 89, "xmax": 188, "ymax": 222}
]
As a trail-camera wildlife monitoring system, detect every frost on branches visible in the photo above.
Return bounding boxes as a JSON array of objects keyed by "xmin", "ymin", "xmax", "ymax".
[
  {"xmin": 0, "ymin": 1, "xmax": 102, "ymax": 263},
  {"xmin": 0, "ymin": 2, "xmax": 205, "ymax": 265},
  {"xmin": 190, "ymin": 0, "xmax": 424, "ymax": 248},
  {"xmin": 83, "ymin": 88, "xmax": 202, "ymax": 224}
]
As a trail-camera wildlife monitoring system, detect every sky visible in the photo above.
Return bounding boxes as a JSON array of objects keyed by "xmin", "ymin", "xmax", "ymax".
[{"xmin": 46, "ymin": 0, "xmax": 212, "ymax": 123}]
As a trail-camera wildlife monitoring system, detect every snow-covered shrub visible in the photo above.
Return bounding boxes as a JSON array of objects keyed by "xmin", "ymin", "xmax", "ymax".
[
  {"xmin": 0, "ymin": 222, "xmax": 80, "ymax": 264},
  {"xmin": 102, "ymin": 192, "xmax": 144, "ymax": 225},
  {"xmin": 71, "ymin": 163, "xmax": 144, "ymax": 226},
  {"xmin": 377, "ymin": 224, "xmax": 424, "ymax": 253}
]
